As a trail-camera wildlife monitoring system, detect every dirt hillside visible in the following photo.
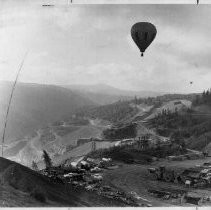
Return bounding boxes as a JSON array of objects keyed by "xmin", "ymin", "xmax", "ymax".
[{"xmin": 0, "ymin": 157, "xmax": 126, "ymax": 207}]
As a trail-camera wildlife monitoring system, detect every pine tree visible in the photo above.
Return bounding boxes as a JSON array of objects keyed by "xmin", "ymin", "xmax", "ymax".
[
  {"xmin": 43, "ymin": 150, "xmax": 52, "ymax": 169},
  {"xmin": 134, "ymin": 96, "xmax": 138, "ymax": 105},
  {"xmin": 175, "ymin": 107, "xmax": 178, "ymax": 115},
  {"xmin": 32, "ymin": 161, "xmax": 39, "ymax": 171}
]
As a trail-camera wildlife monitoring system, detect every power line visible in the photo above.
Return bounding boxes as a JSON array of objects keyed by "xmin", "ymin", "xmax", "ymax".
[{"xmin": 1, "ymin": 52, "xmax": 28, "ymax": 157}]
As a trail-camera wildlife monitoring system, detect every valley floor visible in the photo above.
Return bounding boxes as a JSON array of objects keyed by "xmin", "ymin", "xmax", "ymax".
[{"xmin": 102, "ymin": 158, "xmax": 211, "ymax": 207}]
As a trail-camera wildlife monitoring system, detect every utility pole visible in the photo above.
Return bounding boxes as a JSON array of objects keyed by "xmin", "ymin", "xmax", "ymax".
[
  {"xmin": 203, "ymin": 127, "xmax": 208, "ymax": 157},
  {"xmin": 91, "ymin": 140, "xmax": 96, "ymax": 152},
  {"xmin": 205, "ymin": 134, "xmax": 208, "ymax": 156}
]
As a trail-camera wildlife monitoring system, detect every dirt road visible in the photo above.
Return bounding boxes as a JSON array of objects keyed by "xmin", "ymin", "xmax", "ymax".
[{"xmin": 102, "ymin": 161, "xmax": 211, "ymax": 206}]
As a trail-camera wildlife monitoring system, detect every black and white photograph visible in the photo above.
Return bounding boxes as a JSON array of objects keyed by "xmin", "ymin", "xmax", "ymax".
[{"xmin": 0, "ymin": 0, "xmax": 211, "ymax": 207}]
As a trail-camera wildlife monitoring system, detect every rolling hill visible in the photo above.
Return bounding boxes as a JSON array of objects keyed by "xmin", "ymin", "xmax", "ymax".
[
  {"xmin": 0, "ymin": 81, "xmax": 96, "ymax": 143},
  {"xmin": 146, "ymin": 99, "xmax": 192, "ymax": 120},
  {"xmin": 2, "ymin": 83, "xmax": 208, "ymax": 168}
]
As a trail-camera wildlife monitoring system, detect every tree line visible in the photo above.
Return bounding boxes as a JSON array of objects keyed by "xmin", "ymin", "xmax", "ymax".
[
  {"xmin": 193, "ymin": 88, "xmax": 211, "ymax": 106},
  {"xmin": 102, "ymin": 123, "xmax": 137, "ymax": 140}
]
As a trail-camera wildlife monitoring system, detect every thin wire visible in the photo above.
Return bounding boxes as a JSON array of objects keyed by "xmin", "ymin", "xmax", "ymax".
[{"xmin": 1, "ymin": 52, "xmax": 28, "ymax": 157}]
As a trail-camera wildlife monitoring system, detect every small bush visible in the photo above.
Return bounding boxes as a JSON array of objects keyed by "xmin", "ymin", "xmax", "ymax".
[{"xmin": 30, "ymin": 186, "xmax": 46, "ymax": 203}]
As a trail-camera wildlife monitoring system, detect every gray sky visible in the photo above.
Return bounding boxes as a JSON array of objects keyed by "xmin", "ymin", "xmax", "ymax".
[{"xmin": 0, "ymin": 2, "xmax": 211, "ymax": 93}]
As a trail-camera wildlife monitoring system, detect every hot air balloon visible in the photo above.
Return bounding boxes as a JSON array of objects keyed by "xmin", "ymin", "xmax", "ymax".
[{"xmin": 131, "ymin": 22, "xmax": 157, "ymax": 57}]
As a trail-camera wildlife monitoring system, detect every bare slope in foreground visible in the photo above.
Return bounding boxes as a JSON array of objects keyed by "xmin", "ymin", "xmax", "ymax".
[{"xmin": 0, "ymin": 157, "xmax": 126, "ymax": 207}]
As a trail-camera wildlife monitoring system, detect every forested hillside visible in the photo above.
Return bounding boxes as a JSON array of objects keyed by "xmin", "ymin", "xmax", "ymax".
[
  {"xmin": 148, "ymin": 88, "xmax": 211, "ymax": 151},
  {"xmin": 77, "ymin": 101, "xmax": 139, "ymax": 124},
  {"xmin": 193, "ymin": 89, "xmax": 211, "ymax": 106},
  {"xmin": 102, "ymin": 123, "xmax": 137, "ymax": 140},
  {"xmin": 131, "ymin": 93, "xmax": 196, "ymax": 107}
]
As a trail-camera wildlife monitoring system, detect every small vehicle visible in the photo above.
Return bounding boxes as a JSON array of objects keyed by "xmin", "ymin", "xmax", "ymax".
[
  {"xmin": 92, "ymin": 173, "xmax": 103, "ymax": 181},
  {"xmin": 90, "ymin": 167, "xmax": 102, "ymax": 173}
]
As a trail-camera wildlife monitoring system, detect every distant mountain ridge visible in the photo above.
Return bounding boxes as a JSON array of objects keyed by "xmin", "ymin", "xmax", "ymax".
[{"xmin": 63, "ymin": 83, "xmax": 167, "ymax": 105}]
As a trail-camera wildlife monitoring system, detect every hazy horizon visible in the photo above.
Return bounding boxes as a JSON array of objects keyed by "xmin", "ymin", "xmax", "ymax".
[
  {"xmin": 1, "ymin": 80, "xmax": 203, "ymax": 95},
  {"xmin": 0, "ymin": 2, "xmax": 211, "ymax": 93}
]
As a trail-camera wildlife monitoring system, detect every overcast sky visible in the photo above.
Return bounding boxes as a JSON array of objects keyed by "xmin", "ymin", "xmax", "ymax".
[{"xmin": 0, "ymin": 2, "xmax": 211, "ymax": 93}]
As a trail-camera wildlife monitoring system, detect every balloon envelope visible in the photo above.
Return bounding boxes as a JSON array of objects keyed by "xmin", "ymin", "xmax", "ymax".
[{"xmin": 131, "ymin": 22, "xmax": 157, "ymax": 56}]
